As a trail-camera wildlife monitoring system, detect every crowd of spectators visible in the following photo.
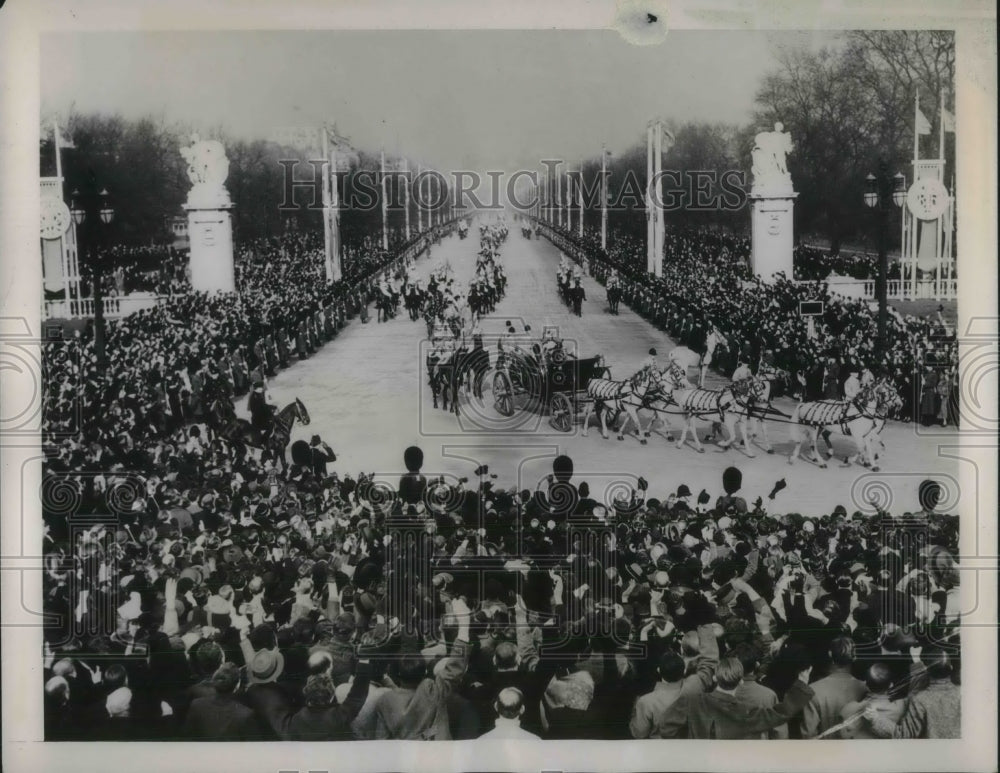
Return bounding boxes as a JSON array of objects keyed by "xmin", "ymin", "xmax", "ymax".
[
  {"xmin": 540, "ymin": 221, "xmax": 958, "ymax": 424},
  {"xmin": 42, "ymin": 437, "xmax": 961, "ymax": 741},
  {"xmin": 792, "ymin": 244, "xmax": 956, "ymax": 283},
  {"xmin": 39, "ymin": 217, "xmax": 960, "ymax": 743}
]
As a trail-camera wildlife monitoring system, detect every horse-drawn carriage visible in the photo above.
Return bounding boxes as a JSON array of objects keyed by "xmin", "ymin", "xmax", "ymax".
[{"xmin": 491, "ymin": 348, "xmax": 611, "ymax": 432}]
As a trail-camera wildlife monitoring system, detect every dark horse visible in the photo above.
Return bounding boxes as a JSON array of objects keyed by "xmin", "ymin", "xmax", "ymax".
[
  {"xmin": 207, "ymin": 397, "xmax": 311, "ymax": 469},
  {"xmin": 607, "ymin": 284, "xmax": 622, "ymax": 315},
  {"xmin": 404, "ymin": 285, "xmax": 424, "ymax": 321},
  {"xmin": 375, "ymin": 289, "xmax": 399, "ymax": 323},
  {"xmin": 427, "ymin": 345, "xmax": 490, "ymax": 415}
]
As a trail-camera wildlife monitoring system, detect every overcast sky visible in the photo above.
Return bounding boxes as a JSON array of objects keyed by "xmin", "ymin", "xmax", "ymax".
[{"xmin": 41, "ymin": 30, "xmax": 838, "ymax": 172}]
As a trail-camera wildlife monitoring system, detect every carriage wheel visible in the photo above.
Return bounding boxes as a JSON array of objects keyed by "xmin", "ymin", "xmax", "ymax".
[
  {"xmin": 493, "ymin": 370, "xmax": 515, "ymax": 417},
  {"xmin": 549, "ymin": 392, "xmax": 573, "ymax": 432}
]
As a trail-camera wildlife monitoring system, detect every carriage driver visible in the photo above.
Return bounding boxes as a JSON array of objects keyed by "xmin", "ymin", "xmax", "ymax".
[
  {"xmin": 731, "ymin": 358, "xmax": 754, "ymax": 395},
  {"xmin": 843, "ymin": 368, "xmax": 862, "ymax": 405},
  {"xmin": 732, "ymin": 357, "xmax": 753, "ymax": 380},
  {"xmin": 640, "ymin": 347, "xmax": 659, "ymax": 376}
]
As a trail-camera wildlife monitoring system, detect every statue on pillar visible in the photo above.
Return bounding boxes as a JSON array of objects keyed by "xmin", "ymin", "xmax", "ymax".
[
  {"xmin": 181, "ymin": 135, "xmax": 236, "ymax": 293},
  {"xmin": 751, "ymin": 122, "xmax": 794, "ymax": 195},
  {"xmin": 180, "ymin": 134, "xmax": 232, "ymax": 208}
]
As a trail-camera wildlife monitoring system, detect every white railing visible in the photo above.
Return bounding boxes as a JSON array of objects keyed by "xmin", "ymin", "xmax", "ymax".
[
  {"xmin": 846, "ymin": 278, "xmax": 957, "ymax": 301},
  {"xmin": 44, "ymin": 293, "xmax": 169, "ymax": 321}
]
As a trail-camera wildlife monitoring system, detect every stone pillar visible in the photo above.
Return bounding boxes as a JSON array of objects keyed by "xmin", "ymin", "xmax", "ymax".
[
  {"xmin": 749, "ymin": 193, "xmax": 797, "ymax": 280},
  {"xmin": 749, "ymin": 123, "xmax": 797, "ymax": 281},
  {"xmin": 185, "ymin": 206, "xmax": 236, "ymax": 292},
  {"xmin": 180, "ymin": 136, "xmax": 236, "ymax": 294}
]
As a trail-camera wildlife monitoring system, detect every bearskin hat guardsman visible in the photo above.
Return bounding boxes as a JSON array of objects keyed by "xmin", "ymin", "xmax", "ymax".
[{"xmin": 399, "ymin": 445, "xmax": 426, "ymax": 505}]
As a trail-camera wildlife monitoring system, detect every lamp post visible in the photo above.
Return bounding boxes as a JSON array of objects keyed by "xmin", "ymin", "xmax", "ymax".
[
  {"xmin": 863, "ymin": 160, "xmax": 905, "ymax": 359},
  {"xmin": 70, "ymin": 171, "xmax": 115, "ymax": 370}
]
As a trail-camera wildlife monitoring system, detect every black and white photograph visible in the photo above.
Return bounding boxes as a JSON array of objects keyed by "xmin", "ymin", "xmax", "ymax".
[{"xmin": 1, "ymin": 3, "xmax": 996, "ymax": 773}]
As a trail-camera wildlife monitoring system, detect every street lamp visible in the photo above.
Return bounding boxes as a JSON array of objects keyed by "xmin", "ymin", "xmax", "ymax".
[
  {"xmin": 863, "ymin": 161, "xmax": 904, "ymax": 359},
  {"xmin": 70, "ymin": 176, "xmax": 115, "ymax": 369}
]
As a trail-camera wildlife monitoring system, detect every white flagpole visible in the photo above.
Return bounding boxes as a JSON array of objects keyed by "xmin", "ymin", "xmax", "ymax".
[
  {"xmin": 567, "ymin": 168, "xmax": 573, "ymax": 233},
  {"xmin": 321, "ymin": 128, "xmax": 334, "ymax": 282},
  {"xmin": 938, "ymin": 88, "xmax": 945, "ymax": 161},
  {"xmin": 556, "ymin": 165, "xmax": 562, "ymax": 229},
  {"xmin": 331, "ymin": 142, "xmax": 341, "ymax": 282},
  {"xmin": 416, "ymin": 164, "xmax": 423, "ymax": 232},
  {"xmin": 380, "ymin": 148, "xmax": 388, "ymax": 250},
  {"xmin": 646, "ymin": 122, "xmax": 654, "ymax": 274},
  {"xmin": 578, "ymin": 162, "xmax": 584, "ymax": 238},
  {"xmin": 601, "ymin": 146, "xmax": 608, "ymax": 252},
  {"xmin": 914, "ymin": 91, "xmax": 920, "ymax": 162},
  {"xmin": 53, "ymin": 121, "xmax": 64, "ymax": 183},
  {"xmin": 53, "ymin": 121, "xmax": 71, "ymax": 310},
  {"xmin": 403, "ymin": 158, "xmax": 410, "ymax": 239},
  {"xmin": 425, "ymin": 169, "xmax": 431, "ymax": 229},
  {"xmin": 654, "ymin": 121, "xmax": 665, "ymax": 277}
]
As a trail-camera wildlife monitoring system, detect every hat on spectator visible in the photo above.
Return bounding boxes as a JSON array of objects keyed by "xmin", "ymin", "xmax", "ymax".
[
  {"xmin": 249, "ymin": 648, "xmax": 285, "ymax": 684},
  {"xmin": 677, "ymin": 484, "xmax": 692, "ymax": 499},
  {"xmin": 105, "ymin": 686, "xmax": 132, "ymax": 717},
  {"xmin": 117, "ymin": 592, "xmax": 142, "ymax": 621},
  {"xmin": 206, "ymin": 595, "xmax": 230, "ymax": 616},
  {"xmin": 303, "ymin": 674, "xmax": 335, "ymax": 707},
  {"xmin": 332, "ymin": 612, "xmax": 356, "ymax": 637},
  {"xmin": 722, "ymin": 467, "xmax": 742, "ymax": 495}
]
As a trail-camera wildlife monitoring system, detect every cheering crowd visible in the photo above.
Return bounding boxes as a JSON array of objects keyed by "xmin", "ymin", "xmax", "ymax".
[
  {"xmin": 542, "ymin": 222, "xmax": 958, "ymax": 424},
  {"xmin": 40, "ymin": 212, "xmax": 960, "ymax": 743},
  {"xmin": 41, "ymin": 434, "xmax": 961, "ymax": 742}
]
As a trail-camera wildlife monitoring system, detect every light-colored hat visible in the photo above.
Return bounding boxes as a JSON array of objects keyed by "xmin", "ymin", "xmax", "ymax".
[{"xmin": 106, "ymin": 687, "xmax": 132, "ymax": 717}]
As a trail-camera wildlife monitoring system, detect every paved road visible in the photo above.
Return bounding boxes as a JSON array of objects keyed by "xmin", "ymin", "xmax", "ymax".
[{"xmin": 250, "ymin": 219, "xmax": 961, "ymax": 517}]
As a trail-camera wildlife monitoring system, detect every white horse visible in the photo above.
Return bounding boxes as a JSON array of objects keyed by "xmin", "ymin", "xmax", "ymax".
[
  {"xmin": 640, "ymin": 360, "xmax": 695, "ymax": 442},
  {"xmin": 723, "ymin": 365, "xmax": 789, "ymax": 456},
  {"xmin": 581, "ymin": 367, "xmax": 662, "ymax": 442},
  {"xmin": 668, "ymin": 382, "xmax": 747, "ymax": 453},
  {"xmin": 788, "ymin": 380, "xmax": 902, "ymax": 470}
]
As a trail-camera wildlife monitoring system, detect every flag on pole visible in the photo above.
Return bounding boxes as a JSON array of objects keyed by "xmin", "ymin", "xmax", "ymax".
[
  {"xmin": 915, "ymin": 107, "xmax": 932, "ymax": 135},
  {"xmin": 941, "ymin": 106, "xmax": 956, "ymax": 133}
]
